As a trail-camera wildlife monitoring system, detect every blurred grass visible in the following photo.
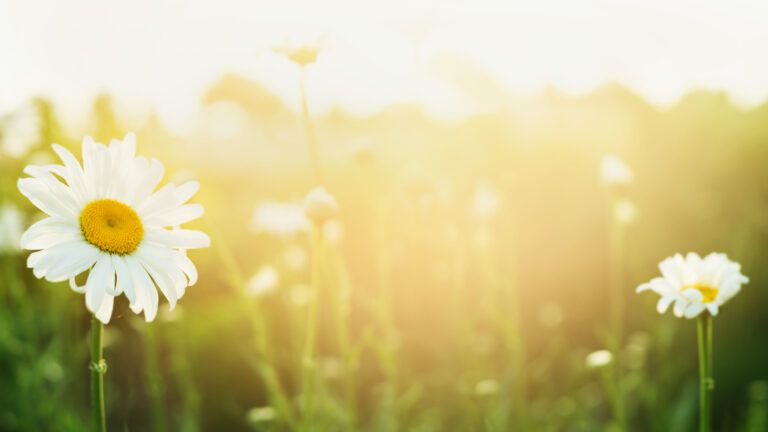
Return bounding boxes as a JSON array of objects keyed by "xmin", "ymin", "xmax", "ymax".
[{"xmin": 2, "ymin": 80, "xmax": 768, "ymax": 431}]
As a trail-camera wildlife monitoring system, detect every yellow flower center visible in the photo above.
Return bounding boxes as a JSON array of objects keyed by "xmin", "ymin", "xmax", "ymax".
[
  {"xmin": 80, "ymin": 199, "xmax": 144, "ymax": 255},
  {"xmin": 682, "ymin": 283, "xmax": 719, "ymax": 303}
]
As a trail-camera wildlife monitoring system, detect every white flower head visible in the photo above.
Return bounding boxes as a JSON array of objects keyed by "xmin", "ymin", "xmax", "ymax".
[
  {"xmin": 600, "ymin": 154, "xmax": 633, "ymax": 187},
  {"xmin": 303, "ymin": 186, "xmax": 338, "ymax": 225},
  {"xmin": 613, "ymin": 198, "xmax": 637, "ymax": 225},
  {"xmin": 637, "ymin": 252, "xmax": 748, "ymax": 319},
  {"xmin": 17, "ymin": 134, "xmax": 210, "ymax": 324},
  {"xmin": 0, "ymin": 204, "xmax": 23, "ymax": 253},
  {"xmin": 274, "ymin": 40, "xmax": 323, "ymax": 67},
  {"xmin": 247, "ymin": 265, "xmax": 279, "ymax": 297},
  {"xmin": 586, "ymin": 350, "xmax": 613, "ymax": 368},
  {"xmin": 252, "ymin": 202, "xmax": 310, "ymax": 237}
]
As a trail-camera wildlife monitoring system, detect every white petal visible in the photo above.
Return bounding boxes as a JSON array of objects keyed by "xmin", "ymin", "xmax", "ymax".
[
  {"xmin": 112, "ymin": 255, "xmax": 136, "ymax": 305},
  {"xmin": 20, "ymin": 217, "xmax": 80, "ymax": 250},
  {"xmin": 136, "ymin": 252, "xmax": 178, "ymax": 310},
  {"xmin": 684, "ymin": 302, "xmax": 706, "ymax": 319},
  {"xmin": 673, "ymin": 298, "xmax": 687, "ymax": 318},
  {"xmin": 680, "ymin": 288, "xmax": 703, "ymax": 303},
  {"xmin": 45, "ymin": 242, "xmax": 101, "ymax": 282},
  {"xmin": 706, "ymin": 303, "xmax": 719, "ymax": 316},
  {"xmin": 95, "ymin": 294, "xmax": 114, "ymax": 324},
  {"xmin": 126, "ymin": 255, "xmax": 158, "ymax": 321},
  {"xmin": 18, "ymin": 178, "xmax": 76, "ymax": 218},
  {"xmin": 143, "ymin": 204, "xmax": 204, "ymax": 227},
  {"xmin": 85, "ymin": 255, "xmax": 113, "ymax": 313},
  {"xmin": 145, "ymin": 229, "xmax": 210, "ymax": 249},
  {"xmin": 656, "ymin": 295, "xmax": 675, "ymax": 314},
  {"xmin": 51, "ymin": 144, "xmax": 89, "ymax": 205}
]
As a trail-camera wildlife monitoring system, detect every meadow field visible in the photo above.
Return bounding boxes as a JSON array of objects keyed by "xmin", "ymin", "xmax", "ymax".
[
  {"xmin": 2, "ymin": 80, "xmax": 768, "ymax": 431},
  {"xmin": 3, "ymin": 2, "xmax": 768, "ymax": 431}
]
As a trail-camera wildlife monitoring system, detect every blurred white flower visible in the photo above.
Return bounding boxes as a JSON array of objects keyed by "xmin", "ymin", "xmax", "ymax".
[
  {"xmin": 0, "ymin": 204, "xmax": 23, "ymax": 253},
  {"xmin": 474, "ymin": 379, "xmax": 500, "ymax": 396},
  {"xmin": 289, "ymin": 283, "xmax": 311, "ymax": 306},
  {"xmin": 471, "ymin": 182, "xmax": 501, "ymax": 221},
  {"xmin": 303, "ymin": 186, "xmax": 338, "ymax": 225},
  {"xmin": 17, "ymin": 134, "xmax": 210, "ymax": 323},
  {"xmin": 613, "ymin": 198, "xmax": 637, "ymax": 225},
  {"xmin": 600, "ymin": 154, "xmax": 633, "ymax": 187},
  {"xmin": 0, "ymin": 103, "xmax": 40, "ymax": 158},
  {"xmin": 246, "ymin": 406, "xmax": 276, "ymax": 423},
  {"xmin": 274, "ymin": 40, "xmax": 323, "ymax": 67},
  {"xmin": 585, "ymin": 350, "xmax": 613, "ymax": 368},
  {"xmin": 247, "ymin": 265, "xmax": 279, "ymax": 297},
  {"xmin": 637, "ymin": 252, "xmax": 748, "ymax": 319},
  {"xmin": 252, "ymin": 202, "xmax": 310, "ymax": 237}
]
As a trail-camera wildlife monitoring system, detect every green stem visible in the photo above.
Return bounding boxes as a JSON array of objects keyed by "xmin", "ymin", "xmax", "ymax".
[
  {"xmin": 607, "ymin": 192, "xmax": 626, "ymax": 430},
  {"xmin": 299, "ymin": 67, "xmax": 324, "ymax": 185},
  {"xmin": 698, "ymin": 314, "xmax": 714, "ymax": 432},
  {"xmin": 207, "ymin": 218, "xmax": 295, "ymax": 427},
  {"xmin": 90, "ymin": 317, "xmax": 106, "ymax": 432},
  {"xmin": 145, "ymin": 325, "xmax": 168, "ymax": 432},
  {"xmin": 300, "ymin": 226, "xmax": 323, "ymax": 430}
]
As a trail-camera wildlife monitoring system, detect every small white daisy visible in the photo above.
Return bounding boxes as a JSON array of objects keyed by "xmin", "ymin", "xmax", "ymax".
[
  {"xmin": 18, "ymin": 133, "xmax": 210, "ymax": 323},
  {"xmin": 252, "ymin": 202, "xmax": 310, "ymax": 237},
  {"xmin": 303, "ymin": 186, "xmax": 338, "ymax": 225},
  {"xmin": 600, "ymin": 154, "xmax": 633, "ymax": 187},
  {"xmin": 637, "ymin": 252, "xmax": 748, "ymax": 319}
]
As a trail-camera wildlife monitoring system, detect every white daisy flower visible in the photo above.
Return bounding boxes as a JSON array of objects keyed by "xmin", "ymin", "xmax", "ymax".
[
  {"xmin": 585, "ymin": 350, "xmax": 613, "ymax": 368},
  {"xmin": 17, "ymin": 133, "xmax": 210, "ymax": 324},
  {"xmin": 303, "ymin": 186, "xmax": 338, "ymax": 225},
  {"xmin": 637, "ymin": 252, "xmax": 748, "ymax": 319},
  {"xmin": 600, "ymin": 154, "xmax": 633, "ymax": 187},
  {"xmin": 252, "ymin": 202, "xmax": 310, "ymax": 237},
  {"xmin": 247, "ymin": 265, "xmax": 279, "ymax": 297}
]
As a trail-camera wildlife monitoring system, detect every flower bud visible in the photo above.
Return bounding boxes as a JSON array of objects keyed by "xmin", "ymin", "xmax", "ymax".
[{"xmin": 303, "ymin": 186, "xmax": 338, "ymax": 225}]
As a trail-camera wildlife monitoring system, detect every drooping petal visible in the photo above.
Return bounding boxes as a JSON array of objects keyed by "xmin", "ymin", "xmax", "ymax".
[
  {"xmin": 684, "ymin": 302, "xmax": 706, "ymax": 319},
  {"xmin": 656, "ymin": 295, "xmax": 675, "ymax": 314}
]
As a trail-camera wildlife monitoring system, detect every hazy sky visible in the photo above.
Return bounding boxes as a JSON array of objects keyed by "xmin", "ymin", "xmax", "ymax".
[{"xmin": 2, "ymin": 0, "xmax": 768, "ymax": 129}]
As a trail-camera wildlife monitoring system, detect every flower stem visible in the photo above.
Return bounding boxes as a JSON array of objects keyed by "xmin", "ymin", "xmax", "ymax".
[
  {"xmin": 697, "ymin": 314, "xmax": 714, "ymax": 432},
  {"xmin": 300, "ymin": 225, "xmax": 323, "ymax": 430},
  {"xmin": 90, "ymin": 316, "xmax": 106, "ymax": 432},
  {"xmin": 299, "ymin": 67, "xmax": 324, "ymax": 185}
]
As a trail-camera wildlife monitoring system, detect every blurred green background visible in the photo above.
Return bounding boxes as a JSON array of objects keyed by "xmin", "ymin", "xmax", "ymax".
[{"xmin": 1, "ymin": 79, "xmax": 768, "ymax": 431}]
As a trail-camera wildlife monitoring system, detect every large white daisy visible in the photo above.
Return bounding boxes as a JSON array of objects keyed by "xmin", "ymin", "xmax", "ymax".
[
  {"xmin": 636, "ymin": 252, "xmax": 748, "ymax": 319},
  {"xmin": 18, "ymin": 133, "xmax": 210, "ymax": 323}
]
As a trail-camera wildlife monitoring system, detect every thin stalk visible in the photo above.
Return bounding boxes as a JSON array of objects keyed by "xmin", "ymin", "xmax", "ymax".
[
  {"xmin": 300, "ymin": 226, "xmax": 323, "ymax": 430},
  {"xmin": 207, "ymin": 220, "xmax": 295, "ymax": 427},
  {"xmin": 607, "ymin": 193, "xmax": 626, "ymax": 430},
  {"xmin": 299, "ymin": 67, "xmax": 324, "ymax": 185},
  {"xmin": 145, "ymin": 325, "xmax": 168, "ymax": 432},
  {"xmin": 90, "ymin": 317, "xmax": 106, "ymax": 432},
  {"xmin": 698, "ymin": 314, "xmax": 714, "ymax": 432},
  {"xmin": 372, "ymin": 202, "xmax": 399, "ymax": 430},
  {"xmin": 331, "ymin": 248, "xmax": 358, "ymax": 430}
]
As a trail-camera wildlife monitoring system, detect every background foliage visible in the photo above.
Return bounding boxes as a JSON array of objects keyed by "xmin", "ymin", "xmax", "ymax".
[{"xmin": 1, "ymin": 80, "xmax": 768, "ymax": 431}]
